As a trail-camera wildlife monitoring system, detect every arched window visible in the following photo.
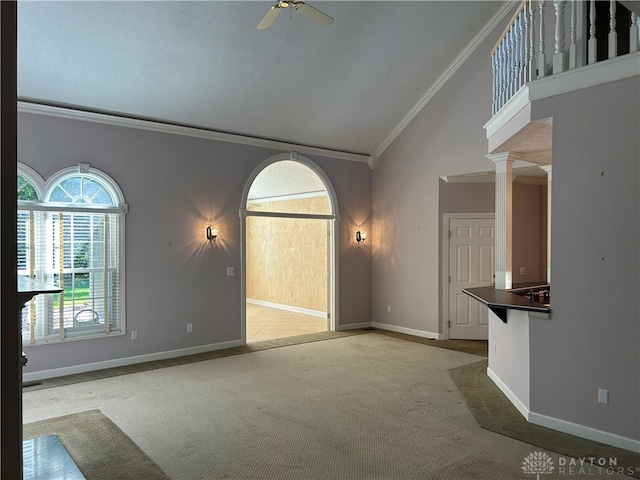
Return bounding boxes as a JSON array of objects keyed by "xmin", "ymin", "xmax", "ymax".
[{"xmin": 18, "ymin": 163, "xmax": 127, "ymax": 344}]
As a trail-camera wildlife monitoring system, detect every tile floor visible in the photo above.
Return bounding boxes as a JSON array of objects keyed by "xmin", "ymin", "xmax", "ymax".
[{"xmin": 246, "ymin": 303, "xmax": 328, "ymax": 342}]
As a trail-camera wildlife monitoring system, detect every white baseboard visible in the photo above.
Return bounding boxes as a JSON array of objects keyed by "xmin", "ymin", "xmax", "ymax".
[
  {"xmin": 487, "ymin": 367, "xmax": 640, "ymax": 453},
  {"xmin": 528, "ymin": 411, "xmax": 640, "ymax": 454},
  {"xmin": 371, "ymin": 322, "xmax": 443, "ymax": 340},
  {"xmin": 486, "ymin": 367, "xmax": 530, "ymax": 420},
  {"xmin": 337, "ymin": 322, "xmax": 372, "ymax": 331},
  {"xmin": 22, "ymin": 339, "xmax": 244, "ymax": 383},
  {"xmin": 247, "ymin": 298, "xmax": 326, "ymax": 318}
]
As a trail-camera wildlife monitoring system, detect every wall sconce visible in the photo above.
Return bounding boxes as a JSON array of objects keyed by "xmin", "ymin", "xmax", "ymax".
[
  {"xmin": 356, "ymin": 230, "xmax": 366, "ymax": 244},
  {"xmin": 206, "ymin": 225, "xmax": 219, "ymax": 242}
]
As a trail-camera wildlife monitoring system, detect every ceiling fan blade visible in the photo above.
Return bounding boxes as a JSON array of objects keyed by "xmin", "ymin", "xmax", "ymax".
[
  {"xmin": 257, "ymin": 6, "xmax": 282, "ymax": 30},
  {"xmin": 295, "ymin": 2, "xmax": 334, "ymax": 26}
]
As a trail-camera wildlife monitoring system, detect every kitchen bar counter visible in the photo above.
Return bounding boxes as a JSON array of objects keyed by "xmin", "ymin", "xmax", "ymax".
[{"xmin": 462, "ymin": 284, "xmax": 550, "ymax": 323}]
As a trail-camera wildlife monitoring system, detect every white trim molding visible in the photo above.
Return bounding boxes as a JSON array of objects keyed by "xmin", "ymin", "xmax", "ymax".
[
  {"xmin": 371, "ymin": 322, "xmax": 444, "ymax": 340},
  {"xmin": 488, "ymin": 367, "xmax": 640, "ymax": 453},
  {"xmin": 22, "ymin": 338, "xmax": 244, "ymax": 383},
  {"xmin": 374, "ymin": 1, "xmax": 515, "ymax": 157},
  {"xmin": 246, "ymin": 298, "xmax": 326, "ymax": 318},
  {"xmin": 17, "ymin": 101, "xmax": 371, "ymax": 164},
  {"xmin": 528, "ymin": 412, "xmax": 640, "ymax": 454},
  {"xmin": 485, "ymin": 52, "xmax": 640, "ymax": 139},
  {"xmin": 487, "ymin": 366, "xmax": 530, "ymax": 419}
]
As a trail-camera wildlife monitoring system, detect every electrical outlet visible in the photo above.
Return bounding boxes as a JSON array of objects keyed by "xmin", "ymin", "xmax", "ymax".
[
  {"xmin": 598, "ymin": 388, "xmax": 609, "ymax": 405},
  {"xmin": 493, "ymin": 343, "xmax": 496, "ymax": 354},
  {"xmin": 131, "ymin": 330, "xmax": 138, "ymax": 340},
  {"xmin": 387, "ymin": 305, "xmax": 392, "ymax": 313},
  {"xmin": 187, "ymin": 323, "xmax": 193, "ymax": 333},
  {"xmin": 520, "ymin": 266, "xmax": 527, "ymax": 275},
  {"xmin": 226, "ymin": 267, "xmax": 235, "ymax": 276}
]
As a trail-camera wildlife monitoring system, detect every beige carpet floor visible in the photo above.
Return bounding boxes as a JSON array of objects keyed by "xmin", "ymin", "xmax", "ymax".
[
  {"xmin": 23, "ymin": 333, "xmax": 638, "ymax": 479},
  {"xmin": 23, "ymin": 410, "xmax": 170, "ymax": 480}
]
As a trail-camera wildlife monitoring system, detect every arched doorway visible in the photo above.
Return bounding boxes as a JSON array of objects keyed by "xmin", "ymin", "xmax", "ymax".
[{"xmin": 240, "ymin": 152, "xmax": 339, "ymax": 343}]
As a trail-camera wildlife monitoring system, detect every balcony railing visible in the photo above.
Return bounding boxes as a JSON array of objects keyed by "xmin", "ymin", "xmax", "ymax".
[{"xmin": 491, "ymin": 0, "xmax": 639, "ymax": 115}]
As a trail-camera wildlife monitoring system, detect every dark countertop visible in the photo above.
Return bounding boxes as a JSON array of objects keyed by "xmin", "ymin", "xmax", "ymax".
[
  {"xmin": 18, "ymin": 276, "xmax": 62, "ymax": 302},
  {"xmin": 463, "ymin": 285, "xmax": 550, "ymax": 323}
]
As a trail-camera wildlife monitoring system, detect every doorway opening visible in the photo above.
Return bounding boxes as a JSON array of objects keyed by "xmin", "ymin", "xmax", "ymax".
[{"xmin": 240, "ymin": 153, "xmax": 339, "ymax": 343}]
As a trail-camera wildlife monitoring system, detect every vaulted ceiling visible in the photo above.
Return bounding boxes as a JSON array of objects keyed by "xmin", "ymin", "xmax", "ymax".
[{"xmin": 18, "ymin": 1, "xmax": 508, "ymax": 158}]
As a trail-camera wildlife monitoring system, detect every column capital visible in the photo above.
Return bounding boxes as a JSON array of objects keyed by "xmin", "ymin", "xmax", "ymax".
[{"xmin": 486, "ymin": 152, "xmax": 524, "ymax": 164}]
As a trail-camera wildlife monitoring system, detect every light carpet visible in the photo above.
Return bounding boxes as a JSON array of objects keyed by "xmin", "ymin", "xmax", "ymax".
[
  {"xmin": 23, "ymin": 334, "xmax": 637, "ymax": 479},
  {"xmin": 23, "ymin": 409, "xmax": 170, "ymax": 479}
]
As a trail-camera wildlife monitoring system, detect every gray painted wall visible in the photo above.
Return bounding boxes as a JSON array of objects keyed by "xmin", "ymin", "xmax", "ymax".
[
  {"xmin": 19, "ymin": 112, "xmax": 372, "ymax": 374},
  {"xmin": 529, "ymin": 76, "xmax": 640, "ymax": 441},
  {"xmin": 372, "ymin": 18, "xmax": 503, "ymax": 335},
  {"xmin": 512, "ymin": 182, "xmax": 546, "ymax": 285}
]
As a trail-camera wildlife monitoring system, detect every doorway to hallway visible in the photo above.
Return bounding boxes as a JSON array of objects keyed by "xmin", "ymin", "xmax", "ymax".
[{"xmin": 241, "ymin": 154, "xmax": 339, "ymax": 343}]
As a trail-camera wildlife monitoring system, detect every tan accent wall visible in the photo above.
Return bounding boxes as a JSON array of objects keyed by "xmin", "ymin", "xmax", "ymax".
[{"xmin": 246, "ymin": 196, "xmax": 328, "ymax": 312}]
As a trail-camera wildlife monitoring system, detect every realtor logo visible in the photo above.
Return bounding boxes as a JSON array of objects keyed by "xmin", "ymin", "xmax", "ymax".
[{"xmin": 522, "ymin": 451, "xmax": 555, "ymax": 479}]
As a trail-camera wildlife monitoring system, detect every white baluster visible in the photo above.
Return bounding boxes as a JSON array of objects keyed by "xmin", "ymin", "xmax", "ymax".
[
  {"xmin": 492, "ymin": 51, "xmax": 498, "ymax": 114},
  {"xmin": 608, "ymin": 0, "xmax": 617, "ymax": 59},
  {"xmin": 569, "ymin": 0, "xmax": 577, "ymax": 69},
  {"xmin": 514, "ymin": 17, "xmax": 521, "ymax": 95},
  {"xmin": 630, "ymin": 12, "xmax": 639, "ymax": 53},
  {"xmin": 499, "ymin": 43, "xmax": 504, "ymax": 108},
  {"xmin": 553, "ymin": 1, "xmax": 567, "ymax": 74},
  {"xmin": 529, "ymin": 0, "xmax": 537, "ymax": 81},
  {"xmin": 507, "ymin": 26, "xmax": 514, "ymax": 101},
  {"xmin": 538, "ymin": 0, "xmax": 547, "ymax": 77},
  {"xmin": 588, "ymin": 0, "xmax": 597, "ymax": 64},
  {"xmin": 519, "ymin": 11, "xmax": 526, "ymax": 89}
]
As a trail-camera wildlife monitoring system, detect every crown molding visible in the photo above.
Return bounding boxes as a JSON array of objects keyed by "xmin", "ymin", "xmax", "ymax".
[
  {"xmin": 17, "ymin": 101, "xmax": 371, "ymax": 164},
  {"xmin": 373, "ymin": 1, "xmax": 515, "ymax": 158}
]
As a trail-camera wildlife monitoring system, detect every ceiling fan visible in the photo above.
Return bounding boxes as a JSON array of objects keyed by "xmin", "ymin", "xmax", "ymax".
[{"xmin": 257, "ymin": 1, "xmax": 334, "ymax": 30}]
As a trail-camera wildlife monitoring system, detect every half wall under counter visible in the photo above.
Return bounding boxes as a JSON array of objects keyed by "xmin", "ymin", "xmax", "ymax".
[{"xmin": 462, "ymin": 284, "xmax": 550, "ymax": 323}]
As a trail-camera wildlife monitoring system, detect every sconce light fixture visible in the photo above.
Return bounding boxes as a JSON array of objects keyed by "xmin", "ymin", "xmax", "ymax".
[
  {"xmin": 356, "ymin": 230, "xmax": 366, "ymax": 244},
  {"xmin": 206, "ymin": 225, "xmax": 219, "ymax": 242}
]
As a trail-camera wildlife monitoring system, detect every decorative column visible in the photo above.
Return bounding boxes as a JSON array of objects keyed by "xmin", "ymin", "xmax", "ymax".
[
  {"xmin": 540, "ymin": 165, "xmax": 552, "ymax": 283},
  {"xmin": 489, "ymin": 152, "xmax": 521, "ymax": 290}
]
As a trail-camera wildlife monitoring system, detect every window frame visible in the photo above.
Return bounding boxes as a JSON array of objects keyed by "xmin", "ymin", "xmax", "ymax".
[{"xmin": 18, "ymin": 162, "xmax": 128, "ymax": 345}]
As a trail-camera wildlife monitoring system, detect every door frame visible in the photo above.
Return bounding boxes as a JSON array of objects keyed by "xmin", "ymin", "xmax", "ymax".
[
  {"xmin": 240, "ymin": 152, "xmax": 340, "ymax": 344},
  {"xmin": 442, "ymin": 212, "xmax": 495, "ymax": 340}
]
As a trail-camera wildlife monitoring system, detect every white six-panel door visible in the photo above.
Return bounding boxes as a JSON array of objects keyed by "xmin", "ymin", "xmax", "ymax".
[{"xmin": 448, "ymin": 217, "xmax": 495, "ymax": 340}]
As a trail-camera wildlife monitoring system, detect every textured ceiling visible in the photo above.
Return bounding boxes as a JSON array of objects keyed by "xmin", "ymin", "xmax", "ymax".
[{"xmin": 17, "ymin": 1, "xmax": 506, "ymax": 156}]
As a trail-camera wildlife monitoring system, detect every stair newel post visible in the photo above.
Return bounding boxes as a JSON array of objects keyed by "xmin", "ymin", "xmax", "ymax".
[
  {"xmin": 631, "ymin": 12, "xmax": 639, "ymax": 53},
  {"xmin": 538, "ymin": 0, "xmax": 547, "ymax": 77},
  {"xmin": 608, "ymin": 0, "xmax": 617, "ymax": 59},
  {"xmin": 569, "ymin": 0, "xmax": 578, "ymax": 69},
  {"xmin": 553, "ymin": 0, "xmax": 567, "ymax": 74},
  {"xmin": 588, "ymin": 0, "xmax": 597, "ymax": 64},
  {"xmin": 528, "ymin": 0, "xmax": 537, "ymax": 81}
]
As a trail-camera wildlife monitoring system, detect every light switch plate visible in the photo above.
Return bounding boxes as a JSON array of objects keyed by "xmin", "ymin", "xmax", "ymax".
[{"xmin": 226, "ymin": 267, "xmax": 235, "ymax": 276}]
